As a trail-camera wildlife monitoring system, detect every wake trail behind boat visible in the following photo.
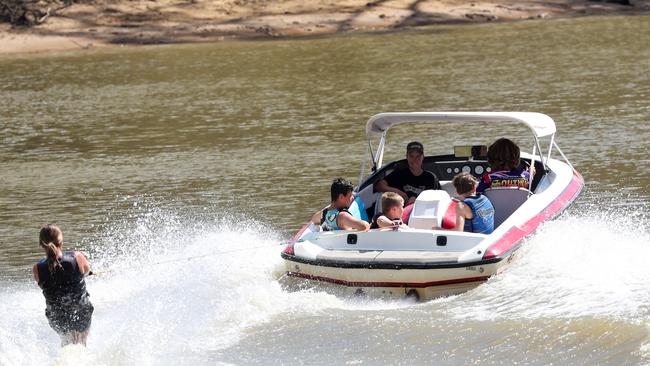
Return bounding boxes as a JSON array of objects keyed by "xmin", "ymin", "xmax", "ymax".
[
  {"xmin": 444, "ymin": 209, "xmax": 650, "ymax": 322},
  {"xmin": 2, "ymin": 204, "xmax": 649, "ymax": 365},
  {"xmin": 0, "ymin": 211, "xmax": 414, "ymax": 366}
]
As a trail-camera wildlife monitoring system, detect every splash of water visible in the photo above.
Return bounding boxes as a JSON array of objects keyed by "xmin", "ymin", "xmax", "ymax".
[
  {"xmin": 447, "ymin": 208, "xmax": 650, "ymax": 322},
  {"xmin": 4, "ymin": 197, "xmax": 649, "ymax": 364},
  {"xmin": 0, "ymin": 205, "xmax": 413, "ymax": 365}
]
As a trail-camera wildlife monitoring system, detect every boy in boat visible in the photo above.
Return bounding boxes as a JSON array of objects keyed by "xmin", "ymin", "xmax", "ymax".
[
  {"xmin": 312, "ymin": 178, "xmax": 370, "ymax": 231},
  {"xmin": 477, "ymin": 138, "xmax": 530, "ymax": 193},
  {"xmin": 452, "ymin": 172, "xmax": 495, "ymax": 234},
  {"xmin": 374, "ymin": 141, "xmax": 441, "ymax": 206},
  {"xmin": 371, "ymin": 192, "xmax": 409, "ymax": 229}
]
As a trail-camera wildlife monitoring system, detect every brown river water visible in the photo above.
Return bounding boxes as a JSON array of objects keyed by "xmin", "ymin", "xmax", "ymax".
[{"xmin": 1, "ymin": 14, "xmax": 649, "ymax": 365}]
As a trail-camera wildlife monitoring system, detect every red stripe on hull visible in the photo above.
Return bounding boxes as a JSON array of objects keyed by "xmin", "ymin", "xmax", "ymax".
[
  {"xmin": 483, "ymin": 171, "xmax": 584, "ymax": 259},
  {"xmin": 287, "ymin": 271, "xmax": 490, "ymax": 288}
]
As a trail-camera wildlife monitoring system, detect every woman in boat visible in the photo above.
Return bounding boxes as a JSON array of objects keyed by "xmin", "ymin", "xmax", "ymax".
[
  {"xmin": 33, "ymin": 224, "xmax": 94, "ymax": 347},
  {"xmin": 452, "ymin": 173, "xmax": 495, "ymax": 234},
  {"xmin": 312, "ymin": 178, "xmax": 370, "ymax": 231},
  {"xmin": 477, "ymin": 138, "xmax": 530, "ymax": 193}
]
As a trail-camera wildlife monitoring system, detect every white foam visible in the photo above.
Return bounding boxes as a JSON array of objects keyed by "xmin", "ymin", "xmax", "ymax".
[
  {"xmin": 0, "ymin": 285, "xmax": 58, "ymax": 365},
  {"xmin": 447, "ymin": 210, "xmax": 650, "ymax": 321},
  {"xmin": 0, "ymin": 208, "xmax": 415, "ymax": 365},
  {"xmin": 5, "ymin": 203, "xmax": 649, "ymax": 364}
]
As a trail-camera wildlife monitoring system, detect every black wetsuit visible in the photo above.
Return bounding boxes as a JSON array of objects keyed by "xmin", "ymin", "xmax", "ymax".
[{"xmin": 37, "ymin": 251, "xmax": 93, "ymax": 334}]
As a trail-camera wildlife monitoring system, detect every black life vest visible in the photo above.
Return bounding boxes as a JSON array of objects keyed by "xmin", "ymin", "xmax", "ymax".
[{"xmin": 37, "ymin": 251, "xmax": 90, "ymax": 308}]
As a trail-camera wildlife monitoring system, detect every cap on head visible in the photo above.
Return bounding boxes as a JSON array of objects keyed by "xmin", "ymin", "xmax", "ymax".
[{"xmin": 406, "ymin": 141, "xmax": 424, "ymax": 154}]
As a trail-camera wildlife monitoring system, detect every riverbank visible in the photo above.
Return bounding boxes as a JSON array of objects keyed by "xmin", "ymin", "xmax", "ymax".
[{"xmin": 1, "ymin": 0, "xmax": 648, "ymax": 55}]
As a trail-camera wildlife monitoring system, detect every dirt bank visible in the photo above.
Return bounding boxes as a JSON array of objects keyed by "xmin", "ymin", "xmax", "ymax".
[{"xmin": 1, "ymin": 0, "xmax": 648, "ymax": 54}]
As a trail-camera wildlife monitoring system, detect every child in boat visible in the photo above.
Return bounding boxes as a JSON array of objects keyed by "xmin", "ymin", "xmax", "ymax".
[
  {"xmin": 477, "ymin": 138, "xmax": 530, "ymax": 193},
  {"xmin": 33, "ymin": 224, "xmax": 94, "ymax": 347},
  {"xmin": 452, "ymin": 173, "xmax": 495, "ymax": 234},
  {"xmin": 371, "ymin": 192, "xmax": 409, "ymax": 229},
  {"xmin": 311, "ymin": 178, "xmax": 370, "ymax": 231}
]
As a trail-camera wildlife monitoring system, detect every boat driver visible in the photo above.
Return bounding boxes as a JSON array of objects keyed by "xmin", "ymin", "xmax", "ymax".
[
  {"xmin": 311, "ymin": 178, "xmax": 371, "ymax": 231},
  {"xmin": 374, "ymin": 141, "xmax": 441, "ymax": 206}
]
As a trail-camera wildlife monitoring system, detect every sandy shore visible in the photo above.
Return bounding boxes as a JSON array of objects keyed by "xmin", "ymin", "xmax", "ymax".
[{"xmin": 1, "ymin": 0, "xmax": 648, "ymax": 55}]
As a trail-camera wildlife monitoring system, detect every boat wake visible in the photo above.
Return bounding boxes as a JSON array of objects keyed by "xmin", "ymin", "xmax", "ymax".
[
  {"xmin": 444, "ymin": 207, "xmax": 650, "ymax": 322},
  {"xmin": 0, "ymin": 207, "xmax": 414, "ymax": 365},
  {"xmin": 1, "ymin": 200, "xmax": 648, "ymax": 364}
]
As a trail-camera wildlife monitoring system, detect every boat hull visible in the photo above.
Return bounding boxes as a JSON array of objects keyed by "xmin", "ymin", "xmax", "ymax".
[{"xmin": 280, "ymin": 250, "xmax": 518, "ymax": 300}]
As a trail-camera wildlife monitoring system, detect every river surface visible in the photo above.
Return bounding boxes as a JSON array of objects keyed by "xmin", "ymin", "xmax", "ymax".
[{"xmin": 1, "ymin": 14, "xmax": 649, "ymax": 365}]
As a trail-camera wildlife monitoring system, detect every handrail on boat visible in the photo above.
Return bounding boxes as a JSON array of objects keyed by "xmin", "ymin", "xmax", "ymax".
[{"xmin": 552, "ymin": 140, "xmax": 576, "ymax": 172}]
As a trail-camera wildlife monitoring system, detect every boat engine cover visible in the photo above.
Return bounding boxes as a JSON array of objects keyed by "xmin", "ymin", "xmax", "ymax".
[{"xmin": 408, "ymin": 190, "xmax": 453, "ymax": 230}]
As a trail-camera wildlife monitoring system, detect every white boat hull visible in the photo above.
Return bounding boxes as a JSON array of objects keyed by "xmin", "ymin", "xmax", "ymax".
[{"xmin": 280, "ymin": 252, "xmax": 516, "ymax": 300}]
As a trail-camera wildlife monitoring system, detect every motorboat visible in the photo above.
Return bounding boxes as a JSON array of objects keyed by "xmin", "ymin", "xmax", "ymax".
[{"xmin": 279, "ymin": 112, "xmax": 584, "ymax": 300}]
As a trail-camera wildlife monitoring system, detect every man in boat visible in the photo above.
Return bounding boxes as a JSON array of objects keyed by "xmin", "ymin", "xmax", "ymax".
[
  {"xmin": 451, "ymin": 172, "xmax": 495, "ymax": 234},
  {"xmin": 311, "ymin": 178, "xmax": 371, "ymax": 231},
  {"xmin": 374, "ymin": 141, "xmax": 441, "ymax": 206},
  {"xmin": 477, "ymin": 138, "xmax": 530, "ymax": 193}
]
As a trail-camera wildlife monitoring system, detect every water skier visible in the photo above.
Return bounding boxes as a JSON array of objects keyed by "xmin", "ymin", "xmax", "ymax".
[{"xmin": 33, "ymin": 224, "xmax": 94, "ymax": 346}]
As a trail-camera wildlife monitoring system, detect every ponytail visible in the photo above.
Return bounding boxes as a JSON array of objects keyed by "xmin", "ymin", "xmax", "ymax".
[
  {"xmin": 43, "ymin": 242, "xmax": 63, "ymax": 272},
  {"xmin": 39, "ymin": 224, "xmax": 64, "ymax": 273}
]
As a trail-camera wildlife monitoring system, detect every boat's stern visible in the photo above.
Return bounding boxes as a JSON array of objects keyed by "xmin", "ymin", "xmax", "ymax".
[{"xmin": 280, "ymin": 228, "xmax": 505, "ymax": 300}]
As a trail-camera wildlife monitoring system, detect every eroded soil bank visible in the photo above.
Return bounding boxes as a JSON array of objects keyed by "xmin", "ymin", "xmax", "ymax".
[{"xmin": 1, "ymin": 0, "xmax": 648, "ymax": 54}]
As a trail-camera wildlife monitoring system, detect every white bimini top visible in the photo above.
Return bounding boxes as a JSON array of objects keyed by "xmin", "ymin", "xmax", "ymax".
[{"xmin": 365, "ymin": 112, "xmax": 556, "ymax": 138}]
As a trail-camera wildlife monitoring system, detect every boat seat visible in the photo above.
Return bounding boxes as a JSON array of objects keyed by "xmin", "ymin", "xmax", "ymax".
[
  {"xmin": 483, "ymin": 187, "xmax": 533, "ymax": 228},
  {"xmin": 366, "ymin": 192, "xmax": 380, "ymax": 217},
  {"xmin": 353, "ymin": 184, "xmax": 377, "ymax": 221},
  {"xmin": 439, "ymin": 181, "xmax": 459, "ymax": 198}
]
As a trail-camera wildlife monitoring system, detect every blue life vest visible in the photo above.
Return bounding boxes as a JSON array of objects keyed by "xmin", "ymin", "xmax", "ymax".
[
  {"xmin": 321, "ymin": 207, "xmax": 349, "ymax": 231},
  {"xmin": 463, "ymin": 195, "xmax": 495, "ymax": 234}
]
